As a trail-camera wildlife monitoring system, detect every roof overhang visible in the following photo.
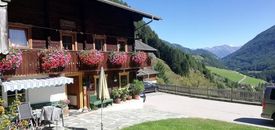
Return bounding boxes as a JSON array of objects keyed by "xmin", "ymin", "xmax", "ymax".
[
  {"xmin": 1, "ymin": 77, "xmax": 74, "ymax": 92},
  {"xmin": 97, "ymin": 0, "xmax": 161, "ymax": 20},
  {"xmin": 135, "ymin": 40, "xmax": 158, "ymax": 52}
]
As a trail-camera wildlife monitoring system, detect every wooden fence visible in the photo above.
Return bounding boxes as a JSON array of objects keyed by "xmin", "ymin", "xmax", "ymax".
[{"xmin": 157, "ymin": 84, "xmax": 263, "ymax": 105}]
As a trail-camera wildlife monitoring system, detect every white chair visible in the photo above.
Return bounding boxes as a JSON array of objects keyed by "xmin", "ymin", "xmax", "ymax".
[{"xmin": 18, "ymin": 102, "xmax": 35, "ymax": 129}]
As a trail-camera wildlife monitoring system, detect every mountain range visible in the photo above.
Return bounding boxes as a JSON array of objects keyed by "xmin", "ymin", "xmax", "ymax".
[
  {"xmin": 204, "ymin": 45, "xmax": 240, "ymax": 58},
  {"xmin": 222, "ymin": 25, "xmax": 275, "ymax": 82},
  {"xmin": 170, "ymin": 43, "xmax": 225, "ymax": 68}
]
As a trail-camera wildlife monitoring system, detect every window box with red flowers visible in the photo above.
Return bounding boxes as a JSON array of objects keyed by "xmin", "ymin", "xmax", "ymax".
[
  {"xmin": 109, "ymin": 51, "xmax": 128, "ymax": 66},
  {"xmin": 39, "ymin": 48, "xmax": 71, "ymax": 72},
  {"xmin": 131, "ymin": 51, "xmax": 147, "ymax": 65},
  {"xmin": 79, "ymin": 50, "xmax": 104, "ymax": 66},
  {"xmin": 0, "ymin": 49, "xmax": 22, "ymax": 73}
]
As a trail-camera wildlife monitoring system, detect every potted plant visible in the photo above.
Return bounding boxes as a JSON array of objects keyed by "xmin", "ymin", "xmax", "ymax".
[
  {"xmin": 120, "ymin": 87, "xmax": 129, "ymax": 102},
  {"xmin": 109, "ymin": 51, "xmax": 128, "ymax": 66},
  {"xmin": 79, "ymin": 50, "xmax": 104, "ymax": 66},
  {"xmin": 131, "ymin": 51, "xmax": 147, "ymax": 65},
  {"xmin": 0, "ymin": 48, "xmax": 22, "ymax": 73},
  {"xmin": 57, "ymin": 99, "xmax": 70, "ymax": 117},
  {"xmin": 38, "ymin": 48, "xmax": 71, "ymax": 72},
  {"xmin": 111, "ymin": 88, "xmax": 122, "ymax": 104},
  {"xmin": 131, "ymin": 80, "xmax": 145, "ymax": 100}
]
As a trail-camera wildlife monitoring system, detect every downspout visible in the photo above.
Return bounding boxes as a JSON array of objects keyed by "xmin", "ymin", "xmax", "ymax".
[
  {"xmin": 0, "ymin": 0, "xmax": 10, "ymax": 54},
  {"xmin": 134, "ymin": 17, "xmax": 153, "ymax": 32}
]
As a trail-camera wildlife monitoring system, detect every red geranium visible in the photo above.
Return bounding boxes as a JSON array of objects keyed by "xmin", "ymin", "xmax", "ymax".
[
  {"xmin": 109, "ymin": 51, "xmax": 128, "ymax": 65},
  {"xmin": 79, "ymin": 50, "xmax": 104, "ymax": 65},
  {"xmin": 39, "ymin": 48, "xmax": 71, "ymax": 72},
  {"xmin": 0, "ymin": 49, "xmax": 22, "ymax": 72},
  {"xmin": 132, "ymin": 51, "xmax": 147, "ymax": 65}
]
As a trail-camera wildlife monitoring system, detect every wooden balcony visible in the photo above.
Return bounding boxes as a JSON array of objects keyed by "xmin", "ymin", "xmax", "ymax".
[{"xmin": 3, "ymin": 49, "xmax": 151, "ymax": 77}]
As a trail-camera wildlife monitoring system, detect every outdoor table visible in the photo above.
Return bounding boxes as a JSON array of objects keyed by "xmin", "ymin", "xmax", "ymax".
[{"xmin": 32, "ymin": 107, "xmax": 64, "ymax": 127}]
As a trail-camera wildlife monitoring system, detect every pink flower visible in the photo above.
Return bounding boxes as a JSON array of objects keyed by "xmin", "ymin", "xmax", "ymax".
[
  {"xmin": 109, "ymin": 51, "xmax": 128, "ymax": 65},
  {"xmin": 0, "ymin": 49, "xmax": 22, "ymax": 72},
  {"xmin": 79, "ymin": 50, "xmax": 104, "ymax": 65},
  {"xmin": 132, "ymin": 51, "xmax": 147, "ymax": 65},
  {"xmin": 39, "ymin": 48, "xmax": 71, "ymax": 72}
]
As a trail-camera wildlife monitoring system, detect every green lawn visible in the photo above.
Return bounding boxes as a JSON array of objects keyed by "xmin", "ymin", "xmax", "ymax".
[
  {"xmin": 206, "ymin": 66, "xmax": 266, "ymax": 86},
  {"xmin": 122, "ymin": 118, "xmax": 268, "ymax": 130}
]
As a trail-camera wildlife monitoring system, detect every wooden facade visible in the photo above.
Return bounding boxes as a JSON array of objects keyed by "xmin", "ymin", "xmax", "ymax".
[{"xmin": 3, "ymin": 0, "xmax": 157, "ymax": 108}]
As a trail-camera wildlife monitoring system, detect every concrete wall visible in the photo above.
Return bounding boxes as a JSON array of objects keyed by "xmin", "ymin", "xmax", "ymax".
[{"xmin": 27, "ymin": 85, "xmax": 67, "ymax": 104}]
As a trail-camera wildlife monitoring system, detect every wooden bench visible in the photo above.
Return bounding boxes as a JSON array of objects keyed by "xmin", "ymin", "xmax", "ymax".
[{"xmin": 89, "ymin": 95, "xmax": 113, "ymax": 109}]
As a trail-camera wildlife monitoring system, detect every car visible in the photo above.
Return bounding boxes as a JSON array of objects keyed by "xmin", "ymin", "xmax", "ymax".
[
  {"xmin": 143, "ymin": 82, "xmax": 158, "ymax": 93},
  {"xmin": 261, "ymin": 86, "xmax": 275, "ymax": 125}
]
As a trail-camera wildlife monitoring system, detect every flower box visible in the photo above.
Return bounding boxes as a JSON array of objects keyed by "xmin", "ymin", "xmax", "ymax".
[
  {"xmin": 39, "ymin": 48, "xmax": 71, "ymax": 72},
  {"xmin": 0, "ymin": 49, "xmax": 22, "ymax": 73},
  {"xmin": 109, "ymin": 51, "xmax": 128, "ymax": 66},
  {"xmin": 79, "ymin": 50, "xmax": 104, "ymax": 66},
  {"xmin": 131, "ymin": 51, "xmax": 147, "ymax": 65}
]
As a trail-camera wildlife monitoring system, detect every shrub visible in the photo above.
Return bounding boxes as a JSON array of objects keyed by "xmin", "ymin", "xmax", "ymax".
[
  {"xmin": 120, "ymin": 87, "xmax": 130, "ymax": 99},
  {"xmin": 111, "ymin": 88, "xmax": 122, "ymax": 99},
  {"xmin": 130, "ymin": 80, "xmax": 144, "ymax": 95}
]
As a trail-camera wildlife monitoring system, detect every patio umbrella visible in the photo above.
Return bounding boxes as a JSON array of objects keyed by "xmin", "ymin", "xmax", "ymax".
[
  {"xmin": 0, "ymin": 1, "xmax": 9, "ymax": 54},
  {"xmin": 98, "ymin": 67, "xmax": 110, "ymax": 100},
  {"xmin": 98, "ymin": 67, "xmax": 110, "ymax": 130}
]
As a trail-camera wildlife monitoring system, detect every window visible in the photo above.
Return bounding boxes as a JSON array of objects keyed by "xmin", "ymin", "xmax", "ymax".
[
  {"xmin": 61, "ymin": 32, "xmax": 77, "ymax": 50},
  {"xmin": 119, "ymin": 72, "xmax": 129, "ymax": 88},
  {"xmin": 117, "ymin": 38, "xmax": 127, "ymax": 52},
  {"xmin": 7, "ymin": 90, "xmax": 26, "ymax": 105},
  {"xmin": 95, "ymin": 39, "xmax": 104, "ymax": 51},
  {"xmin": 62, "ymin": 36, "xmax": 73, "ymax": 50},
  {"xmin": 9, "ymin": 29, "xmax": 28, "ymax": 47},
  {"xmin": 93, "ymin": 35, "xmax": 106, "ymax": 51}
]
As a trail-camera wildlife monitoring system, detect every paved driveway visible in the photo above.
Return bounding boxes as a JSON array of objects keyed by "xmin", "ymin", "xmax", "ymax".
[
  {"xmin": 144, "ymin": 92, "xmax": 274, "ymax": 129},
  {"xmin": 46, "ymin": 92, "xmax": 273, "ymax": 130}
]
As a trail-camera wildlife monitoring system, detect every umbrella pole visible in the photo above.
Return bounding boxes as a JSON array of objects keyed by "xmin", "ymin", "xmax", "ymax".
[{"xmin": 101, "ymin": 99, "xmax": 103, "ymax": 130}]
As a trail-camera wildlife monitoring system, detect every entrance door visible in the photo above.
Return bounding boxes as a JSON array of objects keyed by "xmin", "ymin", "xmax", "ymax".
[{"xmin": 61, "ymin": 32, "xmax": 77, "ymax": 50}]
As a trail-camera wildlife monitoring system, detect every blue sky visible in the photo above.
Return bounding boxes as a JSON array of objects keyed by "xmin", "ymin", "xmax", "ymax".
[{"xmin": 124, "ymin": 0, "xmax": 275, "ymax": 49}]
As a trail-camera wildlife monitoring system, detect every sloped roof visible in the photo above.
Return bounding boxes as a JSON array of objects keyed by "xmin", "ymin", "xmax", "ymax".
[
  {"xmin": 137, "ymin": 67, "xmax": 159, "ymax": 76},
  {"xmin": 135, "ymin": 40, "xmax": 157, "ymax": 52},
  {"xmin": 97, "ymin": 0, "xmax": 161, "ymax": 20}
]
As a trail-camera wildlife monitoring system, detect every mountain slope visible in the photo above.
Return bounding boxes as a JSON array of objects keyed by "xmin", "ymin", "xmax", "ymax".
[
  {"xmin": 204, "ymin": 45, "xmax": 240, "ymax": 58},
  {"xmin": 172, "ymin": 44, "xmax": 225, "ymax": 68},
  {"xmin": 153, "ymin": 58, "xmax": 216, "ymax": 88},
  {"xmin": 222, "ymin": 25, "xmax": 275, "ymax": 81}
]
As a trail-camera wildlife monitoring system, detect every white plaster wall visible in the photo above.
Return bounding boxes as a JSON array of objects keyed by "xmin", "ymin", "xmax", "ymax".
[{"xmin": 28, "ymin": 85, "xmax": 67, "ymax": 104}]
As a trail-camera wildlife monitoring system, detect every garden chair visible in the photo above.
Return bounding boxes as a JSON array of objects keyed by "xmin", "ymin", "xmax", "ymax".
[{"xmin": 18, "ymin": 102, "xmax": 35, "ymax": 129}]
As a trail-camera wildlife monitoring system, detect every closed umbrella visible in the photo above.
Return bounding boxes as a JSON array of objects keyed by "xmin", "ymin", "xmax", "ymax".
[
  {"xmin": 98, "ymin": 67, "xmax": 110, "ymax": 100},
  {"xmin": 0, "ymin": 1, "xmax": 9, "ymax": 54},
  {"xmin": 98, "ymin": 67, "xmax": 110, "ymax": 130}
]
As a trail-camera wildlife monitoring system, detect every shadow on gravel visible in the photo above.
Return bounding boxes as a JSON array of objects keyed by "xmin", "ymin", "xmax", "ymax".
[{"xmin": 234, "ymin": 117, "xmax": 274, "ymax": 128}]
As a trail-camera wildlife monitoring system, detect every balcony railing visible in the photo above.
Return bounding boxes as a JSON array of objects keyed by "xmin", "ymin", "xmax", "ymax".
[{"xmin": 3, "ymin": 49, "xmax": 151, "ymax": 76}]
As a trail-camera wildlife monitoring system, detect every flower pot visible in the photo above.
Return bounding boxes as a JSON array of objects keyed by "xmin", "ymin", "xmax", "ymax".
[
  {"xmin": 133, "ymin": 95, "xmax": 140, "ymax": 100},
  {"xmin": 127, "ymin": 95, "xmax": 132, "ymax": 100},
  {"xmin": 114, "ymin": 98, "xmax": 121, "ymax": 104},
  {"xmin": 122, "ymin": 97, "xmax": 127, "ymax": 102}
]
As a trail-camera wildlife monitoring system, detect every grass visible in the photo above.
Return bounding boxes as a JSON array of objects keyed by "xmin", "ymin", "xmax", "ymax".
[
  {"xmin": 122, "ymin": 118, "xmax": 268, "ymax": 130},
  {"xmin": 207, "ymin": 66, "xmax": 266, "ymax": 86}
]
